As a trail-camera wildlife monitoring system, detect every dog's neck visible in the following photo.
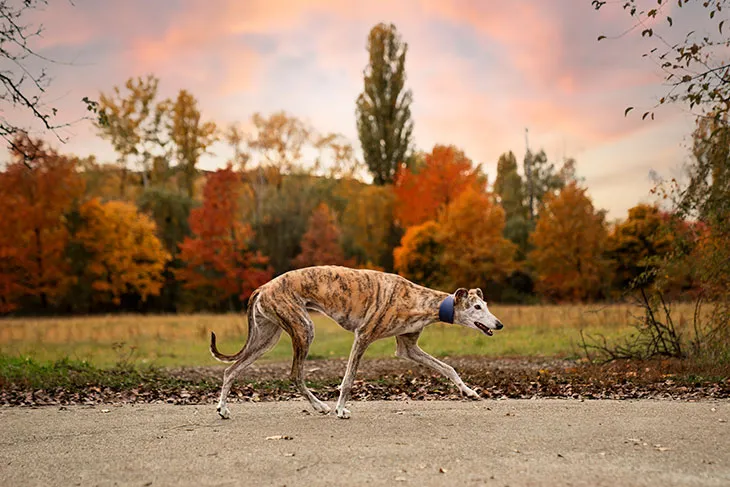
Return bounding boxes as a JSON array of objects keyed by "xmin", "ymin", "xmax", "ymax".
[{"xmin": 408, "ymin": 288, "xmax": 451, "ymax": 325}]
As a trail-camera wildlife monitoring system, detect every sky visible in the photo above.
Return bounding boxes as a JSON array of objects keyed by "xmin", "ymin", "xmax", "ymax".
[{"xmin": 12, "ymin": 0, "xmax": 714, "ymax": 219}]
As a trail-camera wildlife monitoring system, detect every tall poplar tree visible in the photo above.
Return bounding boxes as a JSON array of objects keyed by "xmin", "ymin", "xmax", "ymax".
[{"xmin": 356, "ymin": 23, "xmax": 414, "ymax": 185}]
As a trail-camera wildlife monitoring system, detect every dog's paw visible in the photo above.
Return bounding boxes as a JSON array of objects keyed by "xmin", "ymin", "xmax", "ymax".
[
  {"xmin": 463, "ymin": 388, "xmax": 482, "ymax": 401},
  {"xmin": 314, "ymin": 402, "xmax": 331, "ymax": 415},
  {"xmin": 217, "ymin": 405, "xmax": 231, "ymax": 419},
  {"xmin": 336, "ymin": 407, "xmax": 351, "ymax": 419}
]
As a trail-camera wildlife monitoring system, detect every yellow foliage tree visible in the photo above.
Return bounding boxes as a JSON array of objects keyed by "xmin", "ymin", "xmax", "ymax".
[
  {"xmin": 341, "ymin": 183, "xmax": 394, "ymax": 268},
  {"xmin": 437, "ymin": 188, "xmax": 517, "ymax": 289},
  {"xmin": 75, "ymin": 199, "xmax": 170, "ymax": 305},
  {"xmin": 393, "ymin": 221, "xmax": 444, "ymax": 289},
  {"xmin": 529, "ymin": 182, "xmax": 610, "ymax": 302}
]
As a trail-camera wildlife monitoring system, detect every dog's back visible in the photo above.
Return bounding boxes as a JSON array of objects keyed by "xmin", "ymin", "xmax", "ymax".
[{"xmin": 257, "ymin": 266, "xmax": 436, "ymax": 335}]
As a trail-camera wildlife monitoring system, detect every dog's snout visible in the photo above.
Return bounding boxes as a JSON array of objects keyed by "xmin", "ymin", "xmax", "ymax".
[{"xmin": 495, "ymin": 320, "xmax": 504, "ymax": 330}]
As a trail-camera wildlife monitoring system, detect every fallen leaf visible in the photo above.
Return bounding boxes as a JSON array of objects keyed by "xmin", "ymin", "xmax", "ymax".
[
  {"xmin": 266, "ymin": 435, "xmax": 294, "ymax": 441},
  {"xmin": 395, "ymin": 476, "xmax": 407, "ymax": 481},
  {"xmin": 719, "ymin": 419, "xmax": 727, "ymax": 423},
  {"xmin": 101, "ymin": 409, "xmax": 110, "ymax": 413},
  {"xmin": 439, "ymin": 467, "xmax": 448, "ymax": 473},
  {"xmin": 283, "ymin": 453, "xmax": 295, "ymax": 457},
  {"xmin": 656, "ymin": 447, "xmax": 672, "ymax": 452}
]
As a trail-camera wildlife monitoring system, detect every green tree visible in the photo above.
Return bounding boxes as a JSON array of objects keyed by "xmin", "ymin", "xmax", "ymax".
[
  {"xmin": 523, "ymin": 149, "xmax": 565, "ymax": 220},
  {"xmin": 356, "ymin": 23, "xmax": 414, "ymax": 185},
  {"xmin": 494, "ymin": 151, "xmax": 531, "ymax": 257}
]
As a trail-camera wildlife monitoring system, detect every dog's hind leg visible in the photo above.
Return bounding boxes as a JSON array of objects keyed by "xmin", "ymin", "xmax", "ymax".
[
  {"xmin": 288, "ymin": 314, "xmax": 330, "ymax": 414},
  {"xmin": 395, "ymin": 332, "xmax": 480, "ymax": 400},
  {"xmin": 217, "ymin": 317, "xmax": 282, "ymax": 419}
]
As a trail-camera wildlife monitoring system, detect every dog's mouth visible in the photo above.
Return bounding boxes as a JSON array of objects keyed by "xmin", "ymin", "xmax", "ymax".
[{"xmin": 474, "ymin": 322, "xmax": 493, "ymax": 336}]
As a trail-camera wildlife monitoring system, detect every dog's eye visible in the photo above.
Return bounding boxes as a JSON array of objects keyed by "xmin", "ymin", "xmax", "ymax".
[{"xmin": 474, "ymin": 305, "xmax": 482, "ymax": 310}]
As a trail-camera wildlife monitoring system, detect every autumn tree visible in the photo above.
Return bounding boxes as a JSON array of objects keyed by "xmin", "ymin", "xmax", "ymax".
[
  {"xmin": 99, "ymin": 75, "xmax": 168, "ymax": 192},
  {"xmin": 341, "ymin": 183, "xmax": 395, "ymax": 268},
  {"xmin": 393, "ymin": 221, "xmax": 444, "ymax": 289},
  {"xmin": 176, "ymin": 165, "xmax": 271, "ymax": 309},
  {"xmin": 248, "ymin": 111, "xmax": 311, "ymax": 174},
  {"xmin": 529, "ymin": 182, "xmax": 610, "ymax": 302},
  {"xmin": 292, "ymin": 203, "xmax": 353, "ymax": 268},
  {"xmin": 0, "ymin": 135, "xmax": 84, "ymax": 312},
  {"xmin": 438, "ymin": 187, "xmax": 518, "ymax": 290},
  {"xmin": 394, "ymin": 145, "xmax": 482, "ymax": 227},
  {"xmin": 356, "ymin": 23, "xmax": 414, "ymax": 185},
  {"xmin": 169, "ymin": 89, "xmax": 217, "ymax": 199},
  {"xmin": 606, "ymin": 204, "xmax": 673, "ymax": 292},
  {"xmin": 68, "ymin": 199, "xmax": 169, "ymax": 306}
]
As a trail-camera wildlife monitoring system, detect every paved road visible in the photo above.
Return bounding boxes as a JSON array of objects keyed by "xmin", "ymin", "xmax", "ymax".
[{"xmin": 1, "ymin": 399, "xmax": 728, "ymax": 486}]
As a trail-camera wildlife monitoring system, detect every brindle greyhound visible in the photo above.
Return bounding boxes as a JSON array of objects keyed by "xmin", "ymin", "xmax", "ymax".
[{"xmin": 210, "ymin": 265, "xmax": 504, "ymax": 419}]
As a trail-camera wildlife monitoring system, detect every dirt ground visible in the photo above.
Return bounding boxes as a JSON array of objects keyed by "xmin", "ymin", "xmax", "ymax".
[{"xmin": 2, "ymin": 399, "xmax": 729, "ymax": 487}]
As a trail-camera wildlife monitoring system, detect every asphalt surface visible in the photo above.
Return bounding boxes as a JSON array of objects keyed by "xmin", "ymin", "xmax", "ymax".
[{"xmin": 1, "ymin": 399, "xmax": 728, "ymax": 486}]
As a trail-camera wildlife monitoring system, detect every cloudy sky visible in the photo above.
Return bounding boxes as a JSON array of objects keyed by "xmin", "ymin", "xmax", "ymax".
[{"xmin": 16, "ymin": 0, "xmax": 709, "ymax": 219}]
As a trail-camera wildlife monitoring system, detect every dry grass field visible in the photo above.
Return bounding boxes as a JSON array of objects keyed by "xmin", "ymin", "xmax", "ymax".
[{"xmin": 0, "ymin": 303, "xmax": 701, "ymax": 368}]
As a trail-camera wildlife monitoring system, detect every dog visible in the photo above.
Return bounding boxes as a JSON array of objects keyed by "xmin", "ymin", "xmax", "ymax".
[{"xmin": 210, "ymin": 265, "xmax": 504, "ymax": 419}]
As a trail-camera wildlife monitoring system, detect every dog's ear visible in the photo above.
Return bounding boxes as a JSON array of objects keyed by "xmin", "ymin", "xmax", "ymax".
[
  {"xmin": 454, "ymin": 288, "xmax": 468, "ymax": 304},
  {"xmin": 474, "ymin": 288, "xmax": 484, "ymax": 300}
]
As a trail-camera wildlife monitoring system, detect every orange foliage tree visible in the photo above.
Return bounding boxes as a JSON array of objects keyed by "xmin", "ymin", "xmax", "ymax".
[
  {"xmin": 176, "ymin": 165, "xmax": 271, "ymax": 307},
  {"xmin": 394, "ymin": 145, "xmax": 482, "ymax": 227},
  {"xmin": 393, "ymin": 221, "xmax": 444, "ymax": 289},
  {"xmin": 438, "ymin": 187, "xmax": 517, "ymax": 289},
  {"xmin": 606, "ymin": 204, "xmax": 674, "ymax": 291},
  {"xmin": 293, "ymin": 203, "xmax": 354, "ymax": 268},
  {"xmin": 529, "ymin": 182, "xmax": 611, "ymax": 302},
  {"xmin": 73, "ymin": 199, "xmax": 170, "ymax": 305},
  {"xmin": 0, "ymin": 136, "xmax": 85, "ymax": 312}
]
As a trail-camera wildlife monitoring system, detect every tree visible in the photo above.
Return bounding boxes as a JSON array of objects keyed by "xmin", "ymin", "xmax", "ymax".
[
  {"xmin": 71, "ymin": 199, "xmax": 170, "ymax": 306},
  {"xmin": 0, "ymin": 135, "xmax": 85, "ymax": 312},
  {"xmin": 98, "ymin": 75, "xmax": 168, "ymax": 190},
  {"xmin": 169, "ymin": 89, "xmax": 217, "ymax": 198},
  {"xmin": 292, "ymin": 203, "xmax": 353, "ymax": 268},
  {"xmin": 593, "ymin": 0, "xmax": 730, "ymax": 122},
  {"xmin": 393, "ymin": 221, "xmax": 444, "ymax": 289},
  {"xmin": 394, "ymin": 145, "xmax": 482, "ymax": 227},
  {"xmin": 438, "ymin": 187, "xmax": 518, "ymax": 290},
  {"xmin": 176, "ymin": 165, "xmax": 271, "ymax": 309},
  {"xmin": 523, "ymin": 149, "xmax": 566, "ymax": 220},
  {"xmin": 606, "ymin": 204, "xmax": 674, "ymax": 291},
  {"xmin": 248, "ymin": 111, "xmax": 311, "ymax": 173},
  {"xmin": 356, "ymin": 23, "xmax": 414, "ymax": 185},
  {"xmin": 341, "ymin": 183, "xmax": 395, "ymax": 268},
  {"xmin": 494, "ymin": 151, "xmax": 531, "ymax": 257},
  {"xmin": 529, "ymin": 183, "xmax": 611, "ymax": 302},
  {"xmin": 0, "ymin": 1, "xmax": 94, "ymax": 159}
]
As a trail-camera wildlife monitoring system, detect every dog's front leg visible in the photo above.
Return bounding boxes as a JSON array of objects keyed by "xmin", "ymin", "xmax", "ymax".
[
  {"xmin": 335, "ymin": 333, "xmax": 371, "ymax": 419},
  {"xmin": 395, "ymin": 333, "xmax": 481, "ymax": 400}
]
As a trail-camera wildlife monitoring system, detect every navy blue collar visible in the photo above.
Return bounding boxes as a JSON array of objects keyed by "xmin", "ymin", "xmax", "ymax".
[{"xmin": 438, "ymin": 295, "xmax": 455, "ymax": 324}]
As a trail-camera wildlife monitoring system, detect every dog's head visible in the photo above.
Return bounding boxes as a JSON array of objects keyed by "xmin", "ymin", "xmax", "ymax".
[{"xmin": 452, "ymin": 288, "xmax": 503, "ymax": 336}]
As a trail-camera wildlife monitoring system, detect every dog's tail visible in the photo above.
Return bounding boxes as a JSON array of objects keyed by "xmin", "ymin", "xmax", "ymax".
[{"xmin": 210, "ymin": 288, "xmax": 262, "ymax": 363}]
